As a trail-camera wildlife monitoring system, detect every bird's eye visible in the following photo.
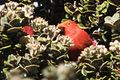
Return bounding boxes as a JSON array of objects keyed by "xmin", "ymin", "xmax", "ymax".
[{"xmin": 67, "ymin": 22, "xmax": 71, "ymax": 26}]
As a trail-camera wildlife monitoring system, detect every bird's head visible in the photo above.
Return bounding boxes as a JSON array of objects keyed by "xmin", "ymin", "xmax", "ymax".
[
  {"xmin": 7, "ymin": 26, "xmax": 34, "ymax": 36},
  {"xmin": 22, "ymin": 26, "xmax": 34, "ymax": 36},
  {"xmin": 57, "ymin": 20, "xmax": 77, "ymax": 29}
]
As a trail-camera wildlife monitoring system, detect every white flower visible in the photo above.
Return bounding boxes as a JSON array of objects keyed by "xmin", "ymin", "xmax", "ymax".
[
  {"xmin": 0, "ymin": 5, "xmax": 7, "ymax": 16},
  {"xmin": 114, "ymin": 40, "xmax": 119, "ymax": 44},
  {"xmin": 110, "ymin": 42, "xmax": 114, "ymax": 46},
  {"xmin": 31, "ymin": 17, "xmax": 48, "ymax": 31},
  {"xmin": 103, "ymin": 48, "xmax": 108, "ymax": 54},
  {"xmin": 5, "ymin": 1, "xmax": 18, "ymax": 10},
  {"xmin": 57, "ymin": 64, "xmax": 75, "ymax": 80},
  {"xmin": 16, "ymin": 5, "xmax": 34, "ymax": 18},
  {"xmin": 79, "ymin": 44, "xmax": 108, "ymax": 60},
  {"xmin": 23, "ymin": 5, "xmax": 34, "ymax": 18},
  {"xmin": 109, "ymin": 40, "xmax": 120, "ymax": 54},
  {"xmin": 25, "ymin": 36, "xmax": 40, "ymax": 57},
  {"xmin": 6, "ymin": 10, "xmax": 17, "ymax": 19},
  {"xmin": 0, "ymin": 5, "xmax": 5, "ymax": 12}
]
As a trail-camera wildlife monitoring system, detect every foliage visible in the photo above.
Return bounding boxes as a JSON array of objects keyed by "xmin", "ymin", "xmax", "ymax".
[
  {"xmin": 0, "ymin": 0, "xmax": 120, "ymax": 80},
  {"xmin": 0, "ymin": 1, "xmax": 72, "ymax": 80},
  {"xmin": 64, "ymin": 0, "xmax": 120, "ymax": 47},
  {"xmin": 64, "ymin": 0, "xmax": 119, "ymax": 28},
  {"xmin": 42, "ymin": 62, "xmax": 77, "ymax": 80},
  {"xmin": 42, "ymin": 40, "xmax": 120, "ymax": 80},
  {"xmin": 76, "ymin": 40, "xmax": 120, "ymax": 80}
]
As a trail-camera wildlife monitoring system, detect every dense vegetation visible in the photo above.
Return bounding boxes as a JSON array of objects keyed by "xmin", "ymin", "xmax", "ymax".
[{"xmin": 0, "ymin": 0, "xmax": 120, "ymax": 80}]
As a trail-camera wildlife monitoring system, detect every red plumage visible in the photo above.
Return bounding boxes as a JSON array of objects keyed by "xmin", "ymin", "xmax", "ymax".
[
  {"xmin": 23, "ymin": 26, "xmax": 34, "ymax": 36},
  {"xmin": 57, "ymin": 20, "xmax": 94, "ymax": 60}
]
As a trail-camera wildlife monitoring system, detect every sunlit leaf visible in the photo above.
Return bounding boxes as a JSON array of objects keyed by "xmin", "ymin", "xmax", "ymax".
[
  {"xmin": 100, "ymin": 61, "xmax": 109, "ymax": 71},
  {"xmin": 64, "ymin": 2, "xmax": 75, "ymax": 15},
  {"xmin": 81, "ymin": 65, "xmax": 87, "ymax": 76},
  {"xmin": 107, "ymin": 0, "xmax": 119, "ymax": 7},
  {"xmin": 0, "ymin": 45, "xmax": 11, "ymax": 50}
]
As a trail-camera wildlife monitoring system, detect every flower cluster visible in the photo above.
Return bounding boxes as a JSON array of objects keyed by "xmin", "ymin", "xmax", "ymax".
[
  {"xmin": 76, "ymin": 40, "xmax": 120, "ymax": 79},
  {"xmin": 1, "ymin": 0, "xmax": 120, "ymax": 80},
  {"xmin": 25, "ymin": 35, "xmax": 46, "ymax": 57},
  {"xmin": 42, "ymin": 25, "xmax": 61, "ymax": 40},
  {"xmin": 55, "ymin": 35, "xmax": 73, "ymax": 48},
  {"xmin": 78, "ymin": 45, "xmax": 108, "ymax": 61},
  {"xmin": 16, "ymin": 5, "xmax": 34, "ymax": 18},
  {"xmin": 0, "ymin": 1, "xmax": 35, "ymax": 32},
  {"xmin": 0, "ymin": 1, "xmax": 34, "ymax": 19},
  {"xmin": 31, "ymin": 17, "xmax": 48, "ymax": 32},
  {"xmin": 1, "ymin": 1, "xmax": 73, "ymax": 80},
  {"xmin": 42, "ymin": 62, "xmax": 76, "ymax": 80},
  {"xmin": 0, "ymin": 1, "xmax": 18, "ymax": 17},
  {"xmin": 109, "ymin": 40, "xmax": 120, "ymax": 54},
  {"xmin": 25, "ymin": 25, "xmax": 72, "ymax": 57}
]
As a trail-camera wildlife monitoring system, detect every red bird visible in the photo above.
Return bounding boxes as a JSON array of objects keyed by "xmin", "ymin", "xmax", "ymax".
[
  {"xmin": 22, "ymin": 26, "xmax": 34, "ymax": 36},
  {"xmin": 57, "ymin": 20, "xmax": 94, "ymax": 60}
]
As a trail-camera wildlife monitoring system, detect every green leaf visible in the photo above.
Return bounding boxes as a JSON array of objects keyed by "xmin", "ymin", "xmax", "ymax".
[
  {"xmin": 0, "ymin": 16, "xmax": 8, "ymax": 32},
  {"xmin": 107, "ymin": 0, "xmax": 119, "ymax": 7},
  {"xmin": 3, "ymin": 68, "xmax": 9, "ymax": 78},
  {"xmin": 25, "ymin": 65, "xmax": 39, "ymax": 74},
  {"xmin": 0, "ymin": 45, "xmax": 11, "ymax": 50},
  {"xmin": 81, "ymin": 65, "xmax": 94, "ymax": 77},
  {"xmin": 100, "ymin": 61, "xmax": 109, "ymax": 71},
  {"xmin": 101, "ymin": 2, "xmax": 109, "ymax": 13},
  {"xmin": 48, "ymin": 60, "xmax": 56, "ymax": 66},
  {"xmin": 15, "ymin": 44, "xmax": 22, "ymax": 48},
  {"xmin": 17, "ymin": 56, "xmax": 22, "ymax": 65},
  {"xmin": 65, "ymin": 14, "xmax": 69, "ymax": 19},
  {"xmin": 89, "ymin": 16, "xmax": 98, "ymax": 25},
  {"xmin": 88, "ymin": 76, "xmax": 106, "ymax": 80},
  {"xmin": 20, "ymin": 58, "xmax": 31, "ymax": 66},
  {"xmin": 78, "ymin": 8, "xmax": 95, "ymax": 13},
  {"xmin": 112, "ymin": 56, "xmax": 120, "ymax": 61},
  {"xmin": 96, "ymin": 12, "xmax": 103, "ymax": 17},
  {"xmin": 78, "ymin": 23, "xmax": 90, "ymax": 29},
  {"xmin": 77, "ymin": 14, "xmax": 81, "ymax": 22},
  {"xmin": 111, "ymin": 75, "xmax": 117, "ymax": 79},
  {"xmin": 10, "ymin": 65, "xmax": 27, "ymax": 74},
  {"xmin": 64, "ymin": 2, "xmax": 75, "ymax": 15},
  {"xmin": 112, "ymin": 35, "xmax": 120, "ymax": 40},
  {"xmin": 4, "ymin": 61, "xmax": 14, "ymax": 67},
  {"xmin": 101, "ymin": 34, "xmax": 107, "ymax": 42},
  {"xmin": 91, "ymin": 58, "xmax": 103, "ymax": 68},
  {"xmin": 9, "ymin": 18, "xmax": 23, "ymax": 27},
  {"xmin": 56, "ymin": 54, "xmax": 68, "ymax": 60},
  {"xmin": 81, "ymin": 65, "xmax": 87, "ymax": 76},
  {"xmin": 8, "ymin": 54, "xmax": 16, "ymax": 61},
  {"xmin": 30, "ymin": 57, "xmax": 39, "ymax": 64},
  {"xmin": 96, "ymin": 1, "xmax": 109, "ymax": 14},
  {"xmin": 84, "ymin": 63, "xmax": 96, "ymax": 70}
]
